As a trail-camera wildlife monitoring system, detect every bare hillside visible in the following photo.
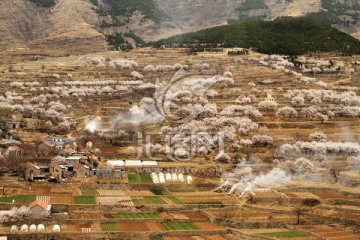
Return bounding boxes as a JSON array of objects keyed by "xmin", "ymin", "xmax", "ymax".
[
  {"xmin": 0, "ymin": 0, "xmax": 107, "ymax": 54},
  {"xmin": 1, "ymin": 0, "xmax": 360, "ymax": 54}
]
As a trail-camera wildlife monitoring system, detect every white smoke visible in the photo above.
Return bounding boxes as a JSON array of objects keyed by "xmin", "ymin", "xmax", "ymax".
[
  {"xmin": 84, "ymin": 117, "xmax": 102, "ymax": 132},
  {"xmin": 219, "ymin": 166, "xmax": 291, "ymax": 199},
  {"xmin": 112, "ymin": 98, "xmax": 164, "ymax": 126}
]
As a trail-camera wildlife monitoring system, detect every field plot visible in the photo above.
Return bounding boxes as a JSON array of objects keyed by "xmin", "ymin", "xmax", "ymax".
[
  {"xmin": 195, "ymin": 222, "xmax": 227, "ymax": 231},
  {"xmin": 37, "ymin": 195, "xmax": 50, "ymax": 204},
  {"xmin": 176, "ymin": 195, "xmax": 236, "ymax": 204},
  {"xmin": 166, "ymin": 196, "xmax": 223, "ymax": 205},
  {"xmin": 283, "ymin": 192, "xmax": 320, "ymax": 200},
  {"xmin": 128, "ymin": 173, "xmax": 141, "ymax": 184},
  {"xmin": 122, "ymin": 190, "xmax": 155, "ymax": 196},
  {"xmin": 161, "ymin": 222, "xmax": 200, "ymax": 231},
  {"xmin": 259, "ymin": 231, "xmax": 311, "ymax": 238},
  {"xmin": 311, "ymin": 191, "xmax": 355, "ymax": 200},
  {"xmin": 100, "ymin": 222, "xmax": 121, "ymax": 232},
  {"xmin": 112, "ymin": 213, "xmax": 161, "ymax": 219},
  {"xmin": 97, "ymin": 189, "xmax": 125, "ymax": 196},
  {"xmin": 132, "ymin": 196, "xmax": 167, "ymax": 205},
  {"xmin": 81, "ymin": 189, "xmax": 99, "ymax": 196},
  {"xmin": 119, "ymin": 222, "xmax": 150, "ymax": 232},
  {"xmin": 4, "ymin": 187, "xmax": 51, "ymax": 195},
  {"xmin": 70, "ymin": 213, "xmax": 111, "ymax": 220},
  {"xmin": 12, "ymin": 195, "xmax": 36, "ymax": 204},
  {"xmin": 145, "ymin": 222, "xmax": 167, "ymax": 232},
  {"xmin": 150, "ymin": 189, "xmax": 172, "ymax": 195},
  {"xmin": 139, "ymin": 174, "xmax": 153, "ymax": 184},
  {"xmin": 74, "ymin": 196, "xmax": 96, "ymax": 204},
  {"xmin": 0, "ymin": 196, "xmax": 13, "ymax": 203},
  {"xmin": 163, "ymin": 236, "xmax": 237, "ymax": 240},
  {"xmin": 65, "ymin": 224, "xmax": 92, "ymax": 233},
  {"xmin": 50, "ymin": 187, "xmax": 80, "ymax": 195},
  {"xmin": 206, "ymin": 209, "xmax": 302, "ymax": 223},
  {"xmin": 50, "ymin": 195, "xmax": 74, "ymax": 204},
  {"xmin": 98, "ymin": 196, "xmax": 131, "ymax": 205},
  {"xmin": 296, "ymin": 225, "xmax": 358, "ymax": 240},
  {"xmin": 120, "ymin": 201, "xmax": 134, "ymax": 206}
]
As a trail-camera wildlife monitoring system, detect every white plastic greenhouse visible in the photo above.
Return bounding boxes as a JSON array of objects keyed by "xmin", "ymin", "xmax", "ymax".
[
  {"xmin": 37, "ymin": 224, "xmax": 45, "ymax": 232},
  {"xmin": 29, "ymin": 224, "xmax": 37, "ymax": 232},
  {"xmin": 20, "ymin": 224, "xmax": 28, "ymax": 233},
  {"xmin": 178, "ymin": 174, "xmax": 184, "ymax": 182},
  {"xmin": 10, "ymin": 225, "xmax": 18, "ymax": 233},
  {"xmin": 52, "ymin": 224, "xmax": 61, "ymax": 232}
]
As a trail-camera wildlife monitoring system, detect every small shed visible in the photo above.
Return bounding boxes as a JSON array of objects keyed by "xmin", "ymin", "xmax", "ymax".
[
  {"xmin": 178, "ymin": 174, "xmax": 184, "ymax": 182},
  {"xmin": 10, "ymin": 225, "xmax": 18, "ymax": 233},
  {"xmin": 172, "ymin": 173, "xmax": 178, "ymax": 181},
  {"xmin": 29, "ymin": 224, "xmax": 37, "ymax": 232},
  {"xmin": 166, "ymin": 173, "xmax": 172, "ymax": 181},
  {"xmin": 37, "ymin": 224, "xmax": 45, "ymax": 232},
  {"xmin": 187, "ymin": 176, "xmax": 193, "ymax": 184},
  {"xmin": 20, "ymin": 224, "xmax": 28, "ymax": 233},
  {"xmin": 52, "ymin": 224, "xmax": 60, "ymax": 232}
]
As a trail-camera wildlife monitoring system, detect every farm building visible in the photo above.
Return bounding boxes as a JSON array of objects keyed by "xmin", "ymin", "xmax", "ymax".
[
  {"xmin": 96, "ymin": 162, "xmax": 114, "ymax": 178},
  {"xmin": 25, "ymin": 162, "xmax": 42, "ymax": 181},
  {"xmin": 73, "ymin": 162, "xmax": 90, "ymax": 178},
  {"xmin": 37, "ymin": 224, "xmax": 45, "ymax": 232},
  {"xmin": 49, "ymin": 162, "xmax": 65, "ymax": 178},
  {"xmin": 96, "ymin": 161, "xmax": 126, "ymax": 179},
  {"xmin": 52, "ymin": 224, "xmax": 61, "ymax": 232},
  {"xmin": 29, "ymin": 224, "xmax": 37, "ymax": 232},
  {"xmin": 10, "ymin": 225, "xmax": 18, "ymax": 233},
  {"xmin": 107, "ymin": 160, "xmax": 158, "ymax": 167},
  {"xmin": 66, "ymin": 155, "xmax": 82, "ymax": 165},
  {"xmin": 60, "ymin": 147, "xmax": 76, "ymax": 157},
  {"xmin": 28, "ymin": 199, "xmax": 51, "ymax": 219},
  {"xmin": 7, "ymin": 145, "xmax": 23, "ymax": 156},
  {"xmin": 20, "ymin": 224, "xmax": 28, "ymax": 233},
  {"xmin": 43, "ymin": 136, "xmax": 74, "ymax": 150},
  {"xmin": 38, "ymin": 141, "xmax": 55, "ymax": 156},
  {"xmin": 96, "ymin": 162, "xmax": 125, "ymax": 179},
  {"xmin": 5, "ymin": 121, "xmax": 21, "ymax": 130}
]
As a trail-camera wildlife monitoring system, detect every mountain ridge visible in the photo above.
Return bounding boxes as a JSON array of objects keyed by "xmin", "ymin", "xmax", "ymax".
[{"xmin": 1, "ymin": 0, "xmax": 360, "ymax": 55}]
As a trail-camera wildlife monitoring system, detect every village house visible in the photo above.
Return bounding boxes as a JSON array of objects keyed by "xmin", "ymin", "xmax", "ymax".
[
  {"xmin": 73, "ymin": 163, "xmax": 90, "ymax": 178},
  {"xmin": 5, "ymin": 146, "xmax": 24, "ymax": 156},
  {"xmin": 59, "ymin": 147, "xmax": 75, "ymax": 157},
  {"xmin": 0, "ymin": 148, "xmax": 5, "ymax": 156},
  {"xmin": 38, "ymin": 141, "xmax": 55, "ymax": 156},
  {"xmin": 49, "ymin": 162, "xmax": 65, "ymax": 179},
  {"xmin": 96, "ymin": 162, "xmax": 125, "ymax": 179},
  {"xmin": 28, "ymin": 199, "xmax": 51, "ymax": 219},
  {"xmin": 43, "ymin": 136, "xmax": 74, "ymax": 150},
  {"xmin": 65, "ymin": 155, "xmax": 82, "ymax": 165},
  {"xmin": 96, "ymin": 162, "xmax": 115, "ymax": 178},
  {"xmin": 5, "ymin": 121, "xmax": 21, "ymax": 130},
  {"xmin": 25, "ymin": 162, "xmax": 41, "ymax": 181}
]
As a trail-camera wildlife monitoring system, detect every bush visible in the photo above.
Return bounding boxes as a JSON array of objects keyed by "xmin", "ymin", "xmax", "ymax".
[{"xmin": 29, "ymin": 0, "xmax": 57, "ymax": 8}]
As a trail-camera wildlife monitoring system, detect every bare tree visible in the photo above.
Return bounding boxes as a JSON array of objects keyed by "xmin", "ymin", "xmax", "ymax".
[{"xmin": 330, "ymin": 168, "xmax": 341, "ymax": 183}]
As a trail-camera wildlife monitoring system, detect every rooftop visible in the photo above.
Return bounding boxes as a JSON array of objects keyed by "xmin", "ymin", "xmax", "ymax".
[{"xmin": 28, "ymin": 199, "xmax": 48, "ymax": 210}]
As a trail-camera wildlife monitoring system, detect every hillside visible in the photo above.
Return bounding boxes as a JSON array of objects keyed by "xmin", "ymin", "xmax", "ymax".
[
  {"xmin": 1, "ymin": 0, "xmax": 360, "ymax": 55},
  {"xmin": 153, "ymin": 17, "xmax": 360, "ymax": 56},
  {"xmin": 0, "ymin": 0, "xmax": 107, "ymax": 55}
]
